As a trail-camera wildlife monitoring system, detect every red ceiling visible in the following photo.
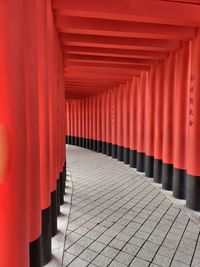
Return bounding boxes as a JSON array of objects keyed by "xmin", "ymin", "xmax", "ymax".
[{"xmin": 52, "ymin": 0, "xmax": 200, "ymax": 99}]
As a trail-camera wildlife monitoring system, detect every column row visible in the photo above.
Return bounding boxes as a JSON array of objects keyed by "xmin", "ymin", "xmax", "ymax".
[
  {"xmin": 66, "ymin": 33, "xmax": 200, "ymax": 211},
  {"xmin": 0, "ymin": 1, "xmax": 66, "ymax": 267}
]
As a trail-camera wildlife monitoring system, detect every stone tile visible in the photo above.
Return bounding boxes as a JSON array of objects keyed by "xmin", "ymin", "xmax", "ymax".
[
  {"xmin": 79, "ymin": 248, "xmax": 98, "ymax": 262},
  {"xmin": 109, "ymin": 260, "xmax": 127, "ymax": 267},
  {"xmin": 92, "ymin": 254, "xmax": 112, "ymax": 267},
  {"xmin": 174, "ymin": 251, "xmax": 193, "ymax": 265},
  {"xmin": 89, "ymin": 241, "xmax": 106, "ymax": 253},
  {"xmin": 77, "ymin": 236, "xmax": 94, "ymax": 248},
  {"xmin": 122, "ymin": 243, "xmax": 140, "ymax": 255},
  {"xmin": 109, "ymin": 239, "xmax": 126, "ymax": 250},
  {"xmin": 143, "ymin": 241, "xmax": 159, "ymax": 252},
  {"xmin": 170, "ymin": 260, "xmax": 190, "ymax": 267},
  {"xmin": 115, "ymin": 251, "xmax": 135, "ymax": 265},
  {"xmin": 153, "ymin": 254, "xmax": 171, "ymax": 267},
  {"xmin": 101, "ymin": 246, "xmax": 119, "ymax": 258},
  {"xmin": 137, "ymin": 248, "xmax": 155, "ymax": 262},
  {"xmin": 62, "ymin": 252, "xmax": 76, "ymax": 266},
  {"xmin": 67, "ymin": 243, "xmax": 86, "ymax": 256},
  {"xmin": 97, "ymin": 234, "xmax": 113, "ymax": 245},
  {"xmin": 130, "ymin": 257, "xmax": 150, "ymax": 267},
  {"xmin": 68, "ymin": 257, "xmax": 89, "ymax": 267},
  {"xmin": 129, "ymin": 236, "xmax": 145, "ymax": 247}
]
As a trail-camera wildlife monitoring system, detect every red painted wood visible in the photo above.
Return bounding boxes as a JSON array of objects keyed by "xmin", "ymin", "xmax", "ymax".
[
  {"xmin": 0, "ymin": 1, "xmax": 29, "ymax": 266},
  {"xmin": 187, "ymin": 28, "xmax": 200, "ymax": 176},
  {"xmin": 162, "ymin": 52, "xmax": 176, "ymax": 165}
]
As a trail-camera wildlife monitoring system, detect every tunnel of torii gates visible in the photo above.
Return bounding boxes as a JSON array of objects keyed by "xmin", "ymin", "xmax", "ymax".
[{"xmin": 1, "ymin": 0, "xmax": 200, "ymax": 267}]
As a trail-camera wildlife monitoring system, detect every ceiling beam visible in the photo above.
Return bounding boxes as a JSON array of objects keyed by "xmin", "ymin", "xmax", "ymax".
[
  {"xmin": 56, "ymin": 16, "xmax": 196, "ymax": 40},
  {"xmin": 52, "ymin": 0, "xmax": 200, "ymax": 26},
  {"xmin": 60, "ymin": 33, "xmax": 181, "ymax": 52}
]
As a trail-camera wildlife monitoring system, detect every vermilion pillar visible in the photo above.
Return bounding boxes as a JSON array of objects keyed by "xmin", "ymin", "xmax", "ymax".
[
  {"xmin": 123, "ymin": 82, "xmax": 131, "ymax": 164},
  {"xmin": 106, "ymin": 90, "xmax": 112, "ymax": 156},
  {"xmin": 24, "ymin": 0, "xmax": 42, "ymax": 265},
  {"xmin": 102, "ymin": 92, "xmax": 107, "ymax": 154},
  {"xmin": 154, "ymin": 63, "xmax": 164, "ymax": 183},
  {"xmin": 37, "ymin": 0, "xmax": 51, "ymax": 263},
  {"xmin": 136, "ymin": 71, "xmax": 148, "ymax": 172},
  {"xmin": 97, "ymin": 94, "xmax": 102, "ymax": 152},
  {"xmin": 85, "ymin": 98, "xmax": 89, "ymax": 149},
  {"xmin": 173, "ymin": 42, "xmax": 190, "ymax": 199},
  {"xmin": 47, "ymin": 0, "xmax": 58, "ymax": 236},
  {"xmin": 71, "ymin": 101, "xmax": 75, "ymax": 145},
  {"xmin": 111, "ymin": 88, "xmax": 118, "ymax": 158},
  {"xmin": 129, "ymin": 77, "xmax": 138, "ymax": 168},
  {"xmin": 82, "ymin": 100, "xmax": 86, "ymax": 148},
  {"xmin": 88, "ymin": 97, "xmax": 93, "ymax": 150},
  {"xmin": 0, "ymin": 1, "xmax": 29, "ymax": 266},
  {"xmin": 186, "ymin": 29, "xmax": 200, "ymax": 211},
  {"xmin": 77, "ymin": 100, "xmax": 82, "ymax": 146},
  {"xmin": 93, "ymin": 96, "xmax": 98, "ymax": 151},
  {"xmin": 145, "ymin": 65, "xmax": 156, "ymax": 177},
  {"xmin": 117, "ymin": 85, "xmax": 124, "ymax": 161},
  {"xmin": 162, "ymin": 52, "xmax": 176, "ymax": 190}
]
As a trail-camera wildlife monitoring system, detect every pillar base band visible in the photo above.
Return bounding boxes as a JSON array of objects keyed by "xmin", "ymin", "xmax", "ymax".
[
  {"xmin": 145, "ymin": 155, "xmax": 154, "ymax": 178},
  {"xmin": 136, "ymin": 152, "xmax": 145, "ymax": 172},
  {"xmin": 41, "ymin": 207, "xmax": 52, "ymax": 265},
  {"xmin": 124, "ymin": 148, "xmax": 130, "ymax": 165},
  {"xmin": 153, "ymin": 159, "xmax": 162, "ymax": 183},
  {"xmin": 162, "ymin": 163, "xmax": 173, "ymax": 190},
  {"xmin": 29, "ymin": 235, "xmax": 42, "ymax": 267},
  {"xmin": 51, "ymin": 190, "xmax": 57, "ymax": 237}
]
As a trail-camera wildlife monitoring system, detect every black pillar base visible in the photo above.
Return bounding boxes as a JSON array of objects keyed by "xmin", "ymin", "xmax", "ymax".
[
  {"xmin": 41, "ymin": 207, "xmax": 52, "ymax": 265},
  {"xmin": 97, "ymin": 141, "xmax": 102, "ymax": 152},
  {"xmin": 51, "ymin": 190, "xmax": 57, "ymax": 237},
  {"xmin": 162, "ymin": 163, "xmax": 173, "ymax": 190},
  {"xmin": 78, "ymin": 137, "xmax": 82, "ymax": 147},
  {"xmin": 66, "ymin": 136, "xmax": 70, "ymax": 144},
  {"xmin": 86, "ymin": 138, "xmax": 89, "ymax": 149},
  {"xmin": 56, "ymin": 179, "xmax": 60, "ymax": 216},
  {"xmin": 136, "ymin": 152, "xmax": 145, "ymax": 172},
  {"xmin": 106, "ymin": 143, "xmax": 112, "ymax": 156},
  {"xmin": 82, "ymin": 138, "xmax": 86, "ymax": 148},
  {"xmin": 89, "ymin": 139, "xmax": 93, "ymax": 150},
  {"xmin": 102, "ymin": 142, "xmax": 107, "ymax": 154},
  {"xmin": 29, "ymin": 235, "xmax": 42, "ymax": 267},
  {"xmin": 173, "ymin": 168, "xmax": 186, "ymax": 199},
  {"xmin": 186, "ymin": 174, "xmax": 200, "ymax": 211},
  {"xmin": 153, "ymin": 159, "xmax": 162, "ymax": 183},
  {"xmin": 130, "ymin": 149, "xmax": 136, "ymax": 168},
  {"xmin": 112, "ymin": 144, "xmax": 118, "ymax": 158},
  {"xmin": 145, "ymin": 155, "xmax": 154, "ymax": 178},
  {"xmin": 117, "ymin": 146, "xmax": 124, "ymax": 161},
  {"xmin": 71, "ymin": 136, "xmax": 75, "ymax": 145},
  {"xmin": 124, "ymin": 148, "xmax": 130, "ymax": 164},
  {"xmin": 60, "ymin": 171, "xmax": 64, "ymax": 205},
  {"xmin": 75, "ymin": 137, "xmax": 79, "ymax": 146},
  {"xmin": 93, "ymin": 140, "xmax": 97, "ymax": 151}
]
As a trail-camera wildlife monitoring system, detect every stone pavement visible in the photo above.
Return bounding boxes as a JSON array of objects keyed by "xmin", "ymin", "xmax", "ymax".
[{"xmin": 63, "ymin": 145, "xmax": 200, "ymax": 267}]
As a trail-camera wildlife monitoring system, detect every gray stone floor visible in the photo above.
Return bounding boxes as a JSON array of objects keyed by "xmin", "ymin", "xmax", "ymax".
[{"xmin": 63, "ymin": 145, "xmax": 200, "ymax": 267}]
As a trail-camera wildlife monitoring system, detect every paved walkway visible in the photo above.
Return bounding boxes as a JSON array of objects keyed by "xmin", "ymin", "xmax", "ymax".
[{"xmin": 63, "ymin": 146, "xmax": 200, "ymax": 267}]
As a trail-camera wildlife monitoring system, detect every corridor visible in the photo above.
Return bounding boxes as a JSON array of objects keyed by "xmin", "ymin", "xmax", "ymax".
[
  {"xmin": 63, "ymin": 146, "xmax": 200, "ymax": 267},
  {"xmin": 2, "ymin": 1, "xmax": 200, "ymax": 267}
]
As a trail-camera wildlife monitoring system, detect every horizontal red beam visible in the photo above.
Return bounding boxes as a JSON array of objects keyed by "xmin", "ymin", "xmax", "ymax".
[
  {"xmin": 65, "ymin": 60, "xmax": 151, "ymax": 70},
  {"xmin": 65, "ymin": 54, "xmax": 158, "ymax": 65},
  {"xmin": 63, "ymin": 46, "xmax": 168, "ymax": 60},
  {"xmin": 56, "ymin": 15, "xmax": 196, "ymax": 40},
  {"xmin": 61, "ymin": 33, "xmax": 181, "ymax": 52},
  {"xmin": 52, "ymin": 0, "xmax": 200, "ymax": 26}
]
